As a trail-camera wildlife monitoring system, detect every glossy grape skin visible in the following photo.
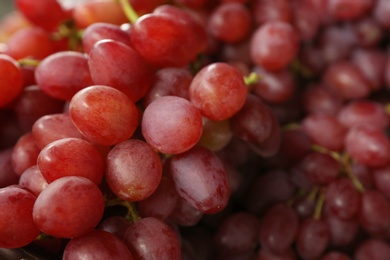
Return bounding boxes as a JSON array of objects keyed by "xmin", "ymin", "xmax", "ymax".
[
  {"xmin": 15, "ymin": 0, "xmax": 70, "ymax": 31},
  {"xmin": 323, "ymin": 60, "xmax": 370, "ymax": 100},
  {"xmin": 5, "ymin": 26, "xmax": 55, "ymax": 61},
  {"xmin": 11, "ymin": 133, "xmax": 41, "ymax": 177},
  {"xmin": 0, "ymin": 186, "xmax": 40, "ymax": 248},
  {"xmin": 88, "ymin": 40, "xmax": 154, "ymax": 102},
  {"xmin": 208, "ymin": 3, "xmax": 252, "ymax": 43},
  {"xmin": 82, "ymin": 22, "xmax": 132, "ymax": 54},
  {"xmin": 18, "ymin": 166, "xmax": 48, "ymax": 196},
  {"xmin": 123, "ymin": 217, "xmax": 181, "ymax": 260},
  {"xmin": 337, "ymin": 100, "xmax": 389, "ymax": 130},
  {"xmin": 137, "ymin": 175, "xmax": 178, "ymax": 220},
  {"xmin": 69, "ymin": 85, "xmax": 139, "ymax": 146},
  {"xmin": 106, "ymin": 140, "xmax": 162, "ymax": 202},
  {"xmin": 302, "ymin": 113, "xmax": 347, "ymax": 151},
  {"xmin": 169, "ymin": 146, "xmax": 230, "ymax": 214},
  {"xmin": 63, "ymin": 230, "xmax": 134, "ymax": 260},
  {"xmin": 259, "ymin": 203, "xmax": 299, "ymax": 254},
  {"xmin": 35, "ymin": 51, "xmax": 93, "ymax": 101},
  {"xmin": 143, "ymin": 67, "xmax": 192, "ymax": 107},
  {"xmin": 142, "ymin": 96, "xmax": 203, "ymax": 154},
  {"xmin": 252, "ymin": 66, "xmax": 296, "ymax": 104},
  {"xmin": 0, "ymin": 54, "xmax": 23, "ymax": 108},
  {"xmin": 296, "ymin": 218, "xmax": 330, "ymax": 260},
  {"xmin": 33, "ymin": 176, "xmax": 105, "ymax": 238},
  {"xmin": 345, "ymin": 126, "xmax": 390, "ymax": 167},
  {"xmin": 250, "ymin": 21, "xmax": 299, "ymax": 71},
  {"xmin": 37, "ymin": 138, "xmax": 105, "ymax": 185},
  {"xmin": 303, "ymin": 84, "xmax": 343, "ymax": 116},
  {"xmin": 131, "ymin": 5, "xmax": 207, "ymax": 67},
  {"xmin": 230, "ymin": 94, "xmax": 274, "ymax": 147},
  {"xmin": 32, "ymin": 113, "xmax": 85, "ymax": 149},
  {"xmin": 168, "ymin": 197, "xmax": 203, "ymax": 227},
  {"xmin": 189, "ymin": 63, "xmax": 247, "ymax": 120},
  {"xmin": 325, "ymin": 178, "xmax": 360, "ymax": 220}
]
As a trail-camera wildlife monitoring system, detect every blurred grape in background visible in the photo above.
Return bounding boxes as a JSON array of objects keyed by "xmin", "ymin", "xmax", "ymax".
[{"xmin": 0, "ymin": 0, "xmax": 14, "ymax": 18}]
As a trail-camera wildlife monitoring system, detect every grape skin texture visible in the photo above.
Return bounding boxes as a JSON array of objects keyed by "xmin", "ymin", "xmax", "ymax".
[
  {"xmin": 142, "ymin": 96, "xmax": 203, "ymax": 154},
  {"xmin": 169, "ymin": 146, "xmax": 230, "ymax": 214},
  {"xmin": 63, "ymin": 229, "xmax": 134, "ymax": 260},
  {"xmin": 32, "ymin": 176, "xmax": 105, "ymax": 238},
  {"xmin": 106, "ymin": 139, "xmax": 162, "ymax": 201},
  {"xmin": 0, "ymin": 186, "xmax": 40, "ymax": 248},
  {"xmin": 123, "ymin": 217, "xmax": 181, "ymax": 260},
  {"xmin": 69, "ymin": 85, "xmax": 139, "ymax": 146},
  {"xmin": 189, "ymin": 62, "xmax": 248, "ymax": 121}
]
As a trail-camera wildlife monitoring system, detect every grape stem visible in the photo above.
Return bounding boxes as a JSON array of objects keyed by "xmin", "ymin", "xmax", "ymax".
[
  {"xmin": 311, "ymin": 145, "xmax": 365, "ymax": 193},
  {"xmin": 106, "ymin": 198, "xmax": 141, "ymax": 222},
  {"xmin": 244, "ymin": 72, "xmax": 261, "ymax": 86},
  {"xmin": 313, "ymin": 188, "xmax": 325, "ymax": 220},
  {"xmin": 18, "ymin": 58, "xmax": 40, "ymax": 67},
  {"xmin": 118, "ymin": 0, "xmax": 139, "ymax": 24}
]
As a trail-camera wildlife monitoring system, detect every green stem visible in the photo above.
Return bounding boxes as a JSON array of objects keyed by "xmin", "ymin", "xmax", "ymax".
[
  {"xmin": 18, "ymin": 58, "xmax": 40, "ymax": 67},
  {"xmin": 118, "ymin": 0, "xmax": 139, "ymax": 24},
  {"xmin": 311, "ymin": 145, "xmax": 365, "ymax": 193},
  {"xmin": 313, "ymin": 189, "xmax": 325, "ymax": 220},
  {"xmin": 244, "ymin": 72, "xmax": 261, "ymax": 86},
  {"xmin": 106, "ymin": 198, "xmax": 141, "ymax": 223}
]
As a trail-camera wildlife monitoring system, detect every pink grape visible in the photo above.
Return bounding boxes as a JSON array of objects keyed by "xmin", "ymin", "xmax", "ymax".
[
  {"xmin": 69, "ymin": 85, "xmax": 139, "ymax": 146},
  {"xmin": 169, "ymin": 146, "xmax": 230, "ymax": 214},
  {"xmin": 142, "ymin": 95, "xmax": 203, "ymax": 154},
  {"xmin": 0, "ymin": 186, "xmax": 40, "ymax": 248},
  {"xmin": 33, "ymin": 176, "xmax": 105, "ymax": 238},
  {"xmin": 106, "ymin": 139, "xmax": 162, "ymax": 201},
  {"xmin": 189, "ymin": 62, "xmax": 248, "ymax": 120}
]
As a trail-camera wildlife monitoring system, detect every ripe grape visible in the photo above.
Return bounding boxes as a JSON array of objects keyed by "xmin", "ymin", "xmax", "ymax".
[
  {"xmin": 142, "ymin": 96, "xmax": 203, "ymax": 154},
  {"xmin": 0, "ymin": 186, "xmax": 40, "ymax": 248},
  {"xmin": 122, "ymin": 217, "xmax": 181, "ymax": 260},
  {"xmin": 33, "ymin": 176, "xmax": 105, "ymax": 238},
  {"xmin": 106, "ymin": 139, "xmax": 162, "ymax": 201},
  {"xmin": 169, "ymin": 146, "xmax": 230, "ymax": 214},
  {"xmin": 37, "ymin": 138, "xmax": 105, "ymax": 185},
  {"xmin": 35, "ymin": 51, "xmax": 93, "ymax": 100},
  {"xmin": 63, "ymin": 229, "xmax": 134, "ymax": 260},
  {"xmin": 69, "ymin": 85, "xmax": 139, "ymax": 146}
]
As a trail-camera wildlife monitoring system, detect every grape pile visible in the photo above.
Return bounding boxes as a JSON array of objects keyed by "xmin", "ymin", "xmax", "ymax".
[{"xmin": 2, "ymin": 0, "xmax": 390, "ymax": 259}]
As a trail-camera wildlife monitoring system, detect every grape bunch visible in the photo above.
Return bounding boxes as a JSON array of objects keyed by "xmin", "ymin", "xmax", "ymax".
[{"xmin": 1, "ymin": 0, "xmax": 390, "ymax": 259}]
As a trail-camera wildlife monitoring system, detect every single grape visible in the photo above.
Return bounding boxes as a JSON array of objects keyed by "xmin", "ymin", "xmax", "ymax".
[
  {"xmin": 33, "ymin": 176, "xmax": 105, "ymax": 238},
  {"xmin": 69, "ymin": 85, "xmax": 139, "ymax": 146},
  {"xmin": 189, "ymin": 62, "xmax": 248, "ymax": 121},
  {"xmin": 169, "ymin": 146, "xmax": 230, "ymax": 214},
  {"xmin": 0, "ymin": 186, "xmax": 40, "ymax": 248},
  {"xmin": 63, "ymin": 229, "xmax": 134, "ymax": 260},
  {"xmin": 123, "ymin": 217, "xmax": 181, "ymax": 260},
  {"xmin": 37, "ymin": 137, "xmax": 105, "ymax": 185},
  {"xmin": 106, "ymin": 139, "xmax": 162, "ymax": 201},
  {"xmin": 142, "ymin": 96, "xmax": 203, "ymax": 154}
]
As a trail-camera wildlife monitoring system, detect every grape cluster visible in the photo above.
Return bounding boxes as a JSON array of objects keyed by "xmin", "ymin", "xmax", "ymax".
[{"xmin": 1, "ymin": 0, "xmax": 390, "ymax": 259}]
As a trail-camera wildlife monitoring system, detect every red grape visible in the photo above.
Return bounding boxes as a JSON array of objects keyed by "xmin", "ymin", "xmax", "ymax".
[{"xmin": 33, "ymin": 176, "xmax": 105, "ymax": 238}]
